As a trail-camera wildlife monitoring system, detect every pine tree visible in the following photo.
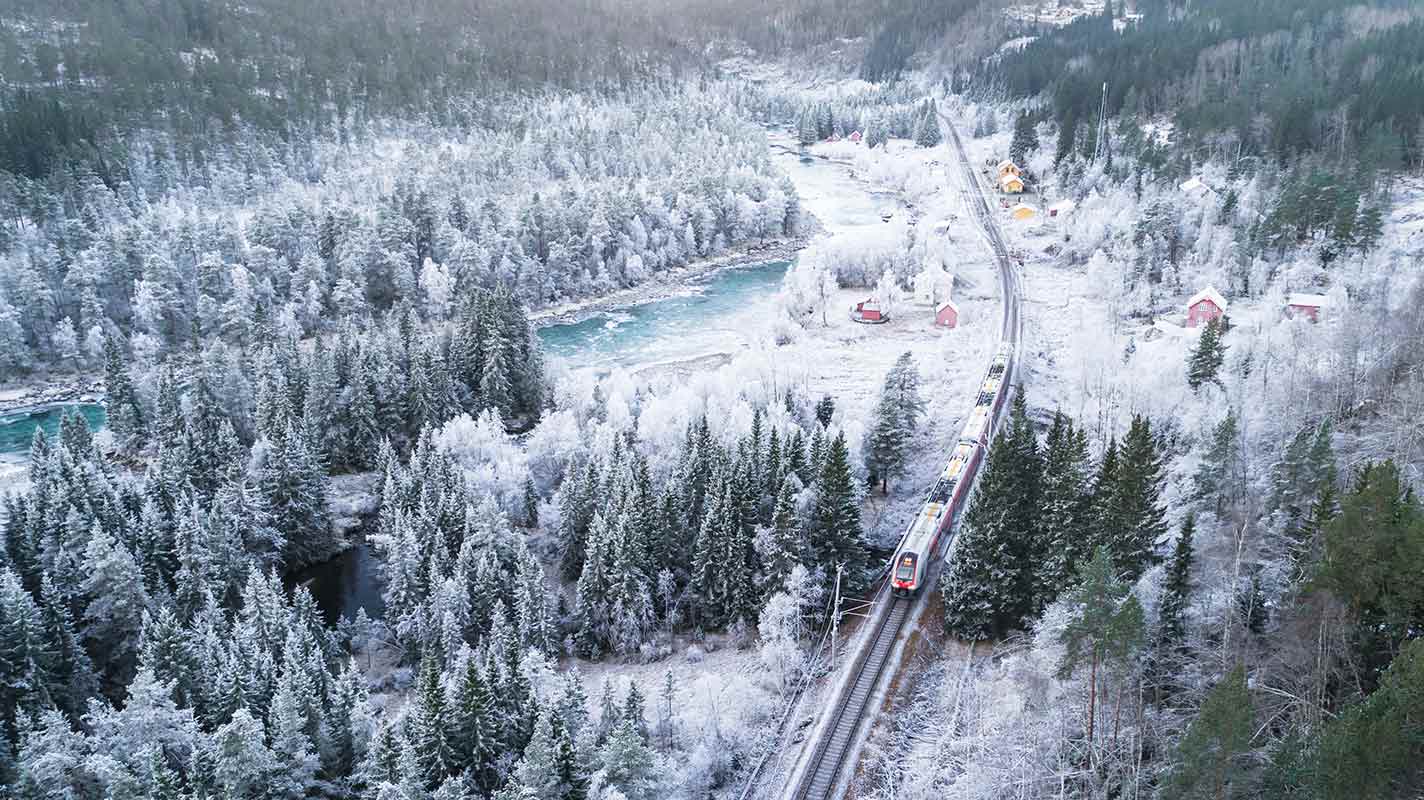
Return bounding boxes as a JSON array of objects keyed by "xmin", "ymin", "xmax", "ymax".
[
  {"xmin": 1193, "ymin": 410, "xmax": 1241, "ymax": 514},
  {"xmin": 1187, "ymin": 317, "xmax": 1227, "ymax": 391},
  {"xmin": 1009, "ymin": 113, "xmax": 1039, "ymax": 165},
  {"xmin": 942, "ymin": 426, "xmax": 1030, "ymax": 640},
  {"xmin": 1158, "ymin": 514, "xmax": 1196, "ymax": 654},
  {"xmin": 622, "ymin": 682, "xmax": 648, "ymax": 744},
  {"xmin": 407, "ymin": 654, "xmax": 454, "ymax": 788},
  {"xmin": 447, "ymin": 649, "xmax": 494, "ymax": 789},
  {"xmin": 944, "ymin": 389, "xmax": 1045, "ymax": 636},
  {"xmin": 807, "ymin": 432, "xmax": 868, "ymax": 598},
  {"xmin": 1163, "ymin": 665, "xmax": 1255, "ymax": 800},
  {"xmin": 1056, "ymin": 547, "xmax": 1146, "ymax": 748},
  {"xmin": 1100, "ymin": 416, "xmax": 1168, "ymax": 581},
  {"xmin": 103, "ymin": 335, "xmax": 147, "ymax": 455},
  {"xmin": 863, "ymin": 353, "xmax": 924, "ymax": 494},
  {"xmin": 596, "ymin": 716, "xmax": 657, "ymax": 800},
  {"xmin": 510, "ymin": 709, "xmax": 562, "ymax": 800},
  {"xmin": 914, "ymin": 100, "xmax": 943, "ymax": 147},
  {"xmin": 80, "ymin": 524, "xmax": 151, "ymax": 690},
  {"xmin": 1037, "ymin": 413, "xmax": 1092, "ymax": 604}
]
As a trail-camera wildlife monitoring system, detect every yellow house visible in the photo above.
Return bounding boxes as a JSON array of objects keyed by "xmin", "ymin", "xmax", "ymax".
[
  {"xmin": 1009, "ymin": 202, "xmax": 1038, "ymax": 220},
  {"xmin": 999, "ymin": 173, "xmax": 1025, "ymax": 194},
  {"xmin": 996, "ymin": 159, "xmax": 1022, "ymax": 177}
]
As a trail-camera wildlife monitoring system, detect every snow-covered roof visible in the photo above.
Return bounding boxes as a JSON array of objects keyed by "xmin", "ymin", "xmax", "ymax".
[
  {"xmin": 1287, "ymin": 293, "xmax": 1327, "ymax": 308},
  {"xmin": 1010, "ymin": 202, "xmax": 1038, "ymax": 214},
  {"xmin": 1048, "ymin": 199, "xmax": 1076, "ymax": 212},
  {"xmin": 1180, "ymin": 176, "xmax": 1208, "ymax": 193},
  {"xmin": 937, "ymin": 299, "xmax": 959, "ymax": 314},
  {"xmin": 997, "ymin": 159, "xmax": 1019, "ymax": 171},
  {"xmin": 1187, "ymin": 286, "xmax": 1227, "ymax": 311},
  {"xmin": 999, "ymin": 173, "xmax": 1024, "ymax": 186}
]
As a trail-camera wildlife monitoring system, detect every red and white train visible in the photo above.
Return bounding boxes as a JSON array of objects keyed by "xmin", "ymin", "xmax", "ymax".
[{"xmin": 890, "ymin": 344, "xmax": 1013, "ymax": 595}]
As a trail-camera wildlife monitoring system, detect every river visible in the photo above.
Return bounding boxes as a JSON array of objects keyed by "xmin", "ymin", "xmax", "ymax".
[
  {"xmin": 4, "ymin": 134, "xmax": 893, "ymax": 625},
  {"xmin": 535, "ymin": 135, "xmax": 902, "ymax": 372}
]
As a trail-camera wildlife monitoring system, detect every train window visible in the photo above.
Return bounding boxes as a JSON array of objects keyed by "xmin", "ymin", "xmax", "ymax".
[{"xmin": 895, "ymin": 555, "xmax": 917, "ymax": 580}]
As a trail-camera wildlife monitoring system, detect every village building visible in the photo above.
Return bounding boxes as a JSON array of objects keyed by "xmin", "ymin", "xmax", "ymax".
[
  {"xmin": 1180, "ymin": 176, "xmax": 1209, "ymax": 196},
  {"xmin": 999, "ymin": 173, "xmax": 1025, "ymax": 194},
  {"xmin": 1185, "ymin": 286, "xmax": 1227, "ymax": 328},
  {"xmin": 1048, "ymin": 198, "xmax": 1075, "ymax": 217},
  {"xmin": 1286, "ymin": 292, "xmax": 1326, "ymax": 322},
  {"xmin": 851, "ymin": 297, "xmax": 887, "ymax": 324},
  {"xmin": 848, "ymin": 130, "xmax": 863, "ymax": 143},
  {"xmin": 996, "ymin": 159, "xmax": 1022, "ymax": 177},
  {"xmin": 1009, "ymin": 202, "xmax": 1038, "ymax": 221},
  {"xmin": 935, "ymin": 299, "xmax": 960, "ymax": 329}
]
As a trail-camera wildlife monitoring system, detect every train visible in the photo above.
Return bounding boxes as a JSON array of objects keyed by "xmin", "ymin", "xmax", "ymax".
[{"xmin": 890, "ymin": 344, "xmax": 1013, "ymax": 596}]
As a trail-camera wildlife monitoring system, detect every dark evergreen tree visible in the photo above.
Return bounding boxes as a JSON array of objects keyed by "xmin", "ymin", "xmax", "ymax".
[{"xmin": 1187, "ymin": 317, "xmax": 1227, "ymax": 391}]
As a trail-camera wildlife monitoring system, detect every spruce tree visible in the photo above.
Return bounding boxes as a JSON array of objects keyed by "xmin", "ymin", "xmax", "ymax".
[
  {"xmin": 1037, "ymin": 413, "xmax": 1092, "ymax": 605},
  {"xmin": 1009, "ymin": 113, "xmax": 1039, "ymax": 165},
  {"xmin": 1162, "ymin": 665, "xmax": 1255, "ymax": 800},
  {"xmin": 1101, "ymin": 416, "xmax": 1168, "ymax": 581},
  {"xmin": 1056, "ymin": 547, "xmax": 1145, "ymax": 747},
  {"xmin": 942, "ymin": 424, "xmax": 1031, "ymax": 640},
  {"xmin": 408, "ymin": 654, "xmax": 454, "ymax": 788},
  {"xmin": 1187, "ymin": 317, "xmax": 1227, "ymax": 391},
  {"xmin": 1157, "ymin": 514, "xmax": 1196, "ymax": 654},
  {"xmin": 807, "ymin": 433, "xmax": 868, "ymax": 597},
  {"xmin": 1192, "ymin": 410, "xmax": 1241, "ymax": 514}
]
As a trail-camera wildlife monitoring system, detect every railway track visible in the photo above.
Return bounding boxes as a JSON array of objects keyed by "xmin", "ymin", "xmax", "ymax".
[{"xmin": 783, "ymin": 110, "xmax": 1022, "ymax": 800}]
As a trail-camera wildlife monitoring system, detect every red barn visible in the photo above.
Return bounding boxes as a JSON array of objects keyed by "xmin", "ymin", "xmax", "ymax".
[
  {"xmin": 1287, "ymin": 293, "xmax": 1326, "ymax": 322},
  {"xmin": 935, "ymin": 299, "xmax": 959, "ymax": 328},
  {"xmin": 1185, "ymin": 286, "xmax": 1227, "ymax": 328},
  {"xmin": 851, "ymin": 298, "xmax": 886, "ymax": 323}
]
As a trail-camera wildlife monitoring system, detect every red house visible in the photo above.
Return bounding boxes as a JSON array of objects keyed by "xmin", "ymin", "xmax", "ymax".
[
  {"xmin": 1185, "ymin": 286, "xmax": 1227, "ymax": 328},
  {"xmin": 851, "ymin": 298, "xmax": 887, "ymax": 323},
  {"xmin": 1287, "ymin": 293, "xmax": 1326, "ymax": 322},
  {"xmin": 848, "ymin": 130, "xmax": 863, "ymax": 143},
  {"xmin": 935, "ymin": 299, "xmax": 959, "ymax": 329}
]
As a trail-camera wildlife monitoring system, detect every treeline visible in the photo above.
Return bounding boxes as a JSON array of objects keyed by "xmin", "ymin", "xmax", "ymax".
[
  {"xmin": 0, "ymin": 85, "xmax": 798, "ymax": 376},
  {"xmin": 943, "ymin": 391, "xmax": 1169, "ymax": 639},
  {"xmin": 99, "ymin": 287, "xmax": 545, "ymax": 468},
  {"xmin": 0, "ymin": 0, "xmax": 693, "ymax": 182},
  {"xmin": 988, "ymin": 0, "xmax": 1424, "ymax": 172}
]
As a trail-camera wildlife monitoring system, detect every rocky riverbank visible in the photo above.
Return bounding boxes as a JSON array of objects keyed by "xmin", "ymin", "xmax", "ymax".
[{"xmin": 0, "ymin": 377, "xmax": 105, "ymax": 417}]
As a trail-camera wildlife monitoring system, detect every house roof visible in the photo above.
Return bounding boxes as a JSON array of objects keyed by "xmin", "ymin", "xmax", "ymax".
[
  {"xmin": 1010, "ymin": 202, "xmax": 1038, "ymax": 213},
  {"xmin": 1287, "ymin": 293, "xmax": 1327, "ymax": 308},
  {"xmin": 1187, "ymin": 286, "xmax": 1227, "ymax": 311},
  {"xmin": 1000, "ymin": 173, "xmax": 1024, "ymax": 187},
  {"xmin": 1180, "ymin": 176, "xmax": 1208, "ymax": 193},
  {"xmin": 937, "ymin": 299, "xmax": 959, "ymax": 314},
  {"xmin": 997, "ymin": 159, "xmax": 1019, "ymax": 170},
  {"xmin": 1048, "ymin": 199, "xmax": 1076, "ymax": 212}
]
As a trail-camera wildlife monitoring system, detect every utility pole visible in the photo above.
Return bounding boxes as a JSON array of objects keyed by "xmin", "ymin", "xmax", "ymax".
[
  {"xmin": 1092, "ymin": 81, "xmax": 1109, "ymax": 163},
  {"xmin": 831, "ymin": 562, "xmax": 843, "ymax": 669}
]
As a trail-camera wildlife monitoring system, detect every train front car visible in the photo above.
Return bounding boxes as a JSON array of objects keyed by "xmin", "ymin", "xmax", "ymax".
[{"xmin": 889, "ymin": 443, "xmax": 981, "ymax": 596}]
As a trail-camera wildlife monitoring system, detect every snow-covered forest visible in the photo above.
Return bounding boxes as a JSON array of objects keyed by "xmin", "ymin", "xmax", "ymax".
[{"xmin": 2, "ymin": 0, "xmax": 1424, "ymax": 798}]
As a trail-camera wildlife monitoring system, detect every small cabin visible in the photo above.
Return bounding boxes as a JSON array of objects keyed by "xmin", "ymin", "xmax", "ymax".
[
  {"xmin": 1186, "ymin": 286, "xmax": 1227, "ymax": 328},
  {"xmin": 999, "ymin": 173, "xmax": 1025, "ymax": 194},
  {"xmin": 848, "ymin": 130, "xmax": 863, "ymax": 143},
  {"xmin": 827, "ymin": 132, "xmax": 842, "ymax": 143},
  {"xmin": 1048, "ymin": 199, "xmax": 1076, "ymax": 218},
  {"xmin": 1180, "ymin": 177, "xmax": 1209, "ymax": 196},
  {"xmin": 851, "ymin": 298, "xmax": 887, "ymax": 324},
  {"xmin": 935, "ymin": 300, "xmax": 960, "ymax": 329},
  {"xmin": 996, "ymin": 159, "xmax": 1022, "ymax": 178},
  {"xmin": 1009, "ymin": 203, "xmax": 1038, "ymax": 221},
  {"xmin": 1287, "ymin": 293, "xmax": 1326, "ymax": 322}
]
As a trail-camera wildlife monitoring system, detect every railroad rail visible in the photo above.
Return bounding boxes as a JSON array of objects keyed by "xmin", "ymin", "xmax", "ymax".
[{"xmin": 782, "ymin": 108, "xmax": 1022, "ymax": 800}]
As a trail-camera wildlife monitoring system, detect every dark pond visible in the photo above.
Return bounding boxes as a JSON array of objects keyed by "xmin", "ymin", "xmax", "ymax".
[{"xmin": 287, "ymin": 540, "xmax": 385, "ymax": 626}]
